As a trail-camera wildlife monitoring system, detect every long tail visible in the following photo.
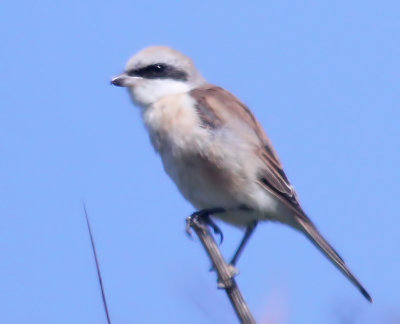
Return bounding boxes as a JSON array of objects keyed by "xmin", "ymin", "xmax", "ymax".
[{"xmin": 296, "ymin": 216, "xmax": 372, "ymax": 302}]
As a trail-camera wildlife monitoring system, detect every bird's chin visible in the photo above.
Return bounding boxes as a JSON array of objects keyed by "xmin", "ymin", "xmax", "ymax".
[
  {"xmin": 123, "ymin": 78, "xmax": 193, "ymax": 107},
  {"xmin": 126, "ymin": 84, "xmax": 157, "ymax": 108},
  {"xmin": 128, "ymin": 88, "xmax": 147, "ymax": 108}
]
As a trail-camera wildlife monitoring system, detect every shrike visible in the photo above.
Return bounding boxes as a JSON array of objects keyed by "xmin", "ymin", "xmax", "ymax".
[{"xmin": 111, "ymin": 46, "xmax": 371, "ymax": 302}]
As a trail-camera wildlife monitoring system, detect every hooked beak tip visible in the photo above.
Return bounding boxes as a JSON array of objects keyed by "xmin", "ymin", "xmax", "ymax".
[
  {"xmin": 111, "ymin": 77, "xmax": 124, "ymax": 87},
  {"xmin": 111, "ymin": 73, "xmax": 128, "ymax": 87}
]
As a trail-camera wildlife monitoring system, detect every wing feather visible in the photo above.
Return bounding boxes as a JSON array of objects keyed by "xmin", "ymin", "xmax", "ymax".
[
  {"xmin": 190, "ymin": 84, "xmax": 372, "ymax": 302},
  {"xmin": 191, "ymin": 84, "xmax": 303, "ymax": 214},
  {"xmin": 191, "ymin": 85, "xmax": 372, "ymax": 302}
]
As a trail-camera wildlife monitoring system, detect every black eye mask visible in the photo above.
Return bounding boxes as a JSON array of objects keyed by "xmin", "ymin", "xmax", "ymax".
[{"xmin": 127, "ymin": 63, "xmax": 188, "ymax": 81}]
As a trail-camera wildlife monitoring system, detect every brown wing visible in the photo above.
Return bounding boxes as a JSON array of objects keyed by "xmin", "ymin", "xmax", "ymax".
[
  {"xmin": 190, "ymin": 85, "xmax": 372, "ymax": 302},
  {"xmin": 190, "ymin": 84, "xmax": 304, "ymax": 215}
]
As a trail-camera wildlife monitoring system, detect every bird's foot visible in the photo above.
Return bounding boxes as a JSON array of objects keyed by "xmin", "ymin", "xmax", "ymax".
[{"xmin": 186, "ymin": 207, "xmax": 225, "ymax": 244}]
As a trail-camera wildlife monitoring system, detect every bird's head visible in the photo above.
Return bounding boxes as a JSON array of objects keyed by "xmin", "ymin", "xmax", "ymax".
[{"xmin": 111, "ymin": 46, "xmax": 206, "ymax": 107}]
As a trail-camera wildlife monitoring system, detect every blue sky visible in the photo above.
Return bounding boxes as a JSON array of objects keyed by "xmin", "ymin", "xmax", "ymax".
[{"xmin": 1, "ymin": 1, "xmax": 399, "ymax": 323}]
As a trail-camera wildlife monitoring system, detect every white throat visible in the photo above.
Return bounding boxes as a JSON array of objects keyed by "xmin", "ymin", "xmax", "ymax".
[{"xmin": 129, "ymin": 79, "xmax": 195, "ymax": 107}]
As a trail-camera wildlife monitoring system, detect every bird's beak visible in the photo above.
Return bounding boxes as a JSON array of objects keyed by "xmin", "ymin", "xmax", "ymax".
[{"xmin": 111, "ymin": 73, "xmax": 128, "ymax": 87}]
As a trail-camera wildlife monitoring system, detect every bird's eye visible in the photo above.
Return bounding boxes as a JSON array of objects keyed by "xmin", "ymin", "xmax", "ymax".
[
  {"xmin": 143, "ymin": 63, "xmax": 166, "ymax": 75},
  {"xmin": 151, "ymin": 64, "xmax": 165, "ymax": 73}
]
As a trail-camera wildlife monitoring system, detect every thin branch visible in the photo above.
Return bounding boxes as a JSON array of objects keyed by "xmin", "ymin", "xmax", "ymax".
[
  {"xmin": 187, "ymin": 215, "xmax": 256, "ymax": 324},
  {"xmin": 83, "ymin": 202, "xmax": 112, "ymax": 324}
]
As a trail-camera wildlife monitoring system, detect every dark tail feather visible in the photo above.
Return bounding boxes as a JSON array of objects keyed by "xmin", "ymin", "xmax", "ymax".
[{"xmin": 296, "ymin": 216, "xmax": 372, "ymax": 303}]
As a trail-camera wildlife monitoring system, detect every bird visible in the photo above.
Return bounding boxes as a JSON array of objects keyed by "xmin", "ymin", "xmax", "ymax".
[{"xmin": 111, "ymin": 45, "xmax": 372, "ymax": 302}]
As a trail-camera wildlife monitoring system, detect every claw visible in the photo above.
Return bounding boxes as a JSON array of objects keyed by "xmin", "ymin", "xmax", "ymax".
[
  {"xmin": 209, "ymin": 221, "xmax": 223, "ymax": 245},
  {"xmin": 185, "ymin": 216, "xmax": 193, "ymax": 238},
  {"xmin": 187, "ymin": 208, "xmax": 226, "ymax": 244}
]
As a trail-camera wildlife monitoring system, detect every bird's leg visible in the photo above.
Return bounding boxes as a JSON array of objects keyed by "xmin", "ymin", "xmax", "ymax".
[
  {"xmin": 186, "ymin": 207, "xmax": 226, "ymax": 244},
  {"xmin": 229, "ymin": 221, "xmax": 258, "ymax": 266}
]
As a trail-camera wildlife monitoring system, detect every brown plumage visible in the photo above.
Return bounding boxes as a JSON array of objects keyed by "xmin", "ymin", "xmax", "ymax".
[{"xmin": 190, "ymin": 85, "xmax": 372, "ymax": 302}]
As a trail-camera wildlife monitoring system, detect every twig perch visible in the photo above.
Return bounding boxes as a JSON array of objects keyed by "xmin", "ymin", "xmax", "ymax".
[{"xmin": 187, "ymin": 215, "xmax": 256, "ymax": 324}]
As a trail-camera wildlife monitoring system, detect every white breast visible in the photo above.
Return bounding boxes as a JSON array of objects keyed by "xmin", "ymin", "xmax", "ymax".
[
  {"xmin": 141, "ymin": 92, "xmax": 281, "ymax": 225},
  {"xmin": 142, "ymin": 93, "xmax": 205, "ymax": 153}
]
